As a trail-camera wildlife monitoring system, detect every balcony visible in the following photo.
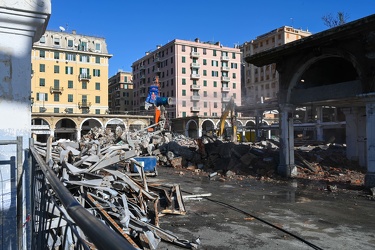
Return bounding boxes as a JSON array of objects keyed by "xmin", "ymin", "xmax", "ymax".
[
  {"xmin": 221, "ymin": 66, "xmax": 230, "ymax": 71},
  {"xmin": 190, "ymin": 84, "xmax": 201, "ymax": 90},
  {"xmin": 154, "ymin": 57, "xmax": 161, "ymax": 62},
  {"xmin": 191, "ymin": 106, "xmax": 200, "ymax": 112},
  {"xmin": 191, "ymin": 62, "xmax": 200, "ymax": 68},
  {"xmin": 190, "ymin": 51, "xmax": 200, "ymax": 58},
  {"xmin": 140, "ymin": 93, "xmax": 147, "ymax": 98},
  {"xmin": 221, "ymin": 86, "xmax": 230, "ymax": 92},
  {"xmin": 221, "ymin": 56, "xmax": 230, "ymax": 61},
  {"xmin": 221, "ymin": 76, "xmax": 230, "ymax": 82},
  {"xmin": 154, "ymin": 68, "xmax": 161, "ymax": 73},
  {"xmin": 78, "ymin": 101, "xmax": 91, "ymax": 109},
  {"xmin": 222, "ymin": 97, "xmax": 231, "ymax": 102},
  {"xmin": 140, "ymin": 74, "xmax": 145, "ymax": 79},
  {"xmin": 50, "ymin": 86, "xmax": 64, "ymax": 94},
  {"xmin": 191, "ymin": 73, "xmax": 200, "ymax": 79},
  {"xmin": 191, "ymin": 95, "xmax": 200, "ymax": 101},
  {"xmin": 79, "ymin": 74, "xmax": 91, "ymax": 81}
]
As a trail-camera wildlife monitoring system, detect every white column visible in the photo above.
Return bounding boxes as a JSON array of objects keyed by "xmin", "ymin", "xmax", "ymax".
[
  {"xmin": 365, "ymin": 102, "xmax": 375, "ymax": 188},
  {"xmin": 278, "ymin": 104, "xmax": 296, "ymax": 177},
  {"xmin": 316, "ymin": 106, "xmax": 324, "ymax": 141},
  {"xmin": 0, "ymin": 2, "xmax": 50, "ymax": 249}
]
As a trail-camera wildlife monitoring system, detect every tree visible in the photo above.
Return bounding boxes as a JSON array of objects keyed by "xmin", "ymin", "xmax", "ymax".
[{"xmin": 322, "ymin": 12, "xmax": 350, "ymax": 28}]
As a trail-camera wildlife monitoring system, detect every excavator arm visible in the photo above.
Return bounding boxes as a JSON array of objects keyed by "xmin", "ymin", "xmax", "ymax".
[{"xmin": 218, "ymin": 97, "xmax": 237, "ymax": 142}]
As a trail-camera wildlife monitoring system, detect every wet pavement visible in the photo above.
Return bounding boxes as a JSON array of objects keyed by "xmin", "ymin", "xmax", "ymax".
[{"xmin": 154, "ymin": 166, "xmax": 375, "ymax": 250}]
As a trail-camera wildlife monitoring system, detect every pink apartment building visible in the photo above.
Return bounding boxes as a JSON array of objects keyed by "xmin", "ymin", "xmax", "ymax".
[{"xmin": 132, "ymin": 38, "xmax": 242, "ymax": 119}]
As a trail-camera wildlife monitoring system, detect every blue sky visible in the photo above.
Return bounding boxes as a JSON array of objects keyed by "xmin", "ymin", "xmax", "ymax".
[{"xmin": 47, "ymin": 0, "xmax": 375, "ymax": 76}]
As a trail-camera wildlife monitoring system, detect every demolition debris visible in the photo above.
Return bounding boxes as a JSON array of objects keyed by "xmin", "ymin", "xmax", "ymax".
[{"xmin": 33, "ymin": 125, "xmax": 366, "ymax": 249}]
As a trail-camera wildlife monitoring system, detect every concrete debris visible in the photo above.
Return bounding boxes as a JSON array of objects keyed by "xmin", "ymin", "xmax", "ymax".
[{"xmin": 33, "ymin": 124, "xmax": 367, "ymax": 248}]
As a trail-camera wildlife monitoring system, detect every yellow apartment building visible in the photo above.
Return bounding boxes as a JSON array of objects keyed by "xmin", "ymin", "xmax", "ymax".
[
  {"xmin": 241, "ymin": 26, "xmax": 312, "ymax": 105},
  {"xmin": 31, "ymin": 30, "xmax": 112, "ymax": 114},
  {"xmin": 108, "ymin": 71, "xmax": 134, "ymax": 114}
]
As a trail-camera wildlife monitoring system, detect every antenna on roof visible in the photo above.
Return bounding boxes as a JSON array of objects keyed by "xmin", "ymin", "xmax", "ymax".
[{"xmin": 59, "ymin": 26, "xmax": 65, "ymax": 32}]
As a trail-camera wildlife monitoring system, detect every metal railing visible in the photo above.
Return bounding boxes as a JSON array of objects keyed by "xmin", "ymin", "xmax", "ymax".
[
  {"xmin": 29, "ymin": 140, "xmax": 138, "ymax": 250},
  {"xmin": 0, "ymin": 137, "xmax": 23, "ymax": 249}
]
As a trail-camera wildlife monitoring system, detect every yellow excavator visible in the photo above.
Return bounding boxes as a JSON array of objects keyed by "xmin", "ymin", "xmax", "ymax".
[{"xmin": 217, "ymin": 97, "xmax": 238, "ymax": 142}]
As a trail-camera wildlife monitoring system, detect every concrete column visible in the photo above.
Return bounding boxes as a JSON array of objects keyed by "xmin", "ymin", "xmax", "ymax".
[
  {"xmin": 278, "ymin": 104, "xmax": 296, "ymax": 177},
  {"xmin": 342, "ymin": 107, "xmax": 366, "ymax": 166},
  {"xmin": 0, "ymin": 1, "xmax": 50, "ymax": 249},
  {"xmin": 365, "ymin": 102, "xmax": 375, "ymax": 188},
  {"xmin": 316, "ymin": 106, "xmax": 324, "ymax": 141}
]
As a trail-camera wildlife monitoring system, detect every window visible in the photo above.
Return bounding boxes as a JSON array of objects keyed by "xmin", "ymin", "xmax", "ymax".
[
  {"xmin": 65, "ymin": 66, "xmax": 73, "ymax": 75},
  {"xmin": 95, "ymin": 42, "xmax": 101, "ymax": 51},
  {"xmin": 68, "ymin": 80, "xmax": 73, "ymax": 89},
  {"xmin": 66, "ymin": 108, "xmax": 73, "ymax": 113},
  {"xmin": 82, "ymin": 82, "xmax": 87, "ymax": 89},
  {"xmin": 213, "ymin": 81, "xmax": 217, "ymax": 87},
  {"xmin": 39, "ymin": 36, "xmax": 46, "ymax": 44},
  {"xmin": 39, "ymin": 78, "xmax": 45, "ymax": 87},
  {"xmin": 203, "ymin": 59, "xmax": 207, "ymax": 65},
  {"xmin": 40, "ymin": 50, "xmax": 45, "ymax": 58},
  {"xmin": 203, "ymin": 48, "xmax": 207, "ymax": 55},
  {"xmin": 95, "ymin": 56, "xmax": 100, "ymax": 64},
  {"xmin": 211, "ymin": 60, "xmax": 218, "ymax": 67},
  {"xmin": 182, "ymin": 78, "xmax": 186, "ymax": 85},
  {"xmin": 37, "ymin": 92, "xmax": 47, "ymax": 101},
  {"xmin": 53, "ymin": 37, "xmax": 60, "ymax": 46},
  {"xmin": 54, "ymin": 65, "xmax": 59, "ymax": 73},
  {"xmin": 203, "ymin": 80, "xmax": 207, "ymax": 86},
  {"xmin": 67, "ymin": 39, "xmax": 74, "ymax": 48},
  {"xmin": 231, "ymin": 63, "xmax": 238, "ymax": 69},
  {"xmin": 203, "ymin": 91, "xmax": 207, "ymax": 97},
  {"xmin": 213, "ymin": 50, "xmax": 217, "ymax": 56},
  {"xmin": 182, "ymin": 56, "xmax": 186, "ymax": 63},
  {"xmin": 54, "ymin": 93, "xmax": 59, "ymax": 102},
  {"xmin": 233, "ymin": 82, "xmax": 236, "ymax": 89},
  {"xmin": 54, "ymin": 108, "xmax": 59, "ymax": 113},
  {"xmin": 80, "ymin": 55, "xmax": 89, "ymax": 63},
  {"xmin": 95, "ymin": 82, "xmax": 100, "ymax": 90},
  {"xmin": 93, "ymin": 69, "xmax": 100, "ymax": 77},
  {"xmin": 182, "ymin": 45, "xmax": 186, "ymax": 52},
  {"xmin": 66, "ymin": 53, "xmax": 76, "ymax": 61},
  {"xmin": 182, "ymin": 68, "xmax": 186, "ymax": 74},
  {"xmin": 54, "ymin": 52, "xmax": 59, "ymax": 59},
  {"xmin": 68, "ymin": 94, "xmax": 73, "ymax": 102},
  {"xmin": 39, "ymin": 64, "xmax": 45, "ymax": 72},
  {"xmin": 95, "ymin": 96, "xmax": 100, "ymax": 104},
  {"xmin": 182, "ymin": 101, "xmax": 186, "ymax": 107},
  {"xmin": 214, "ymin": 102, "xmax": 218, "ymax": 108},
  {"xmin": 95, "ymin": 109, "xmax": 100, "ymax": 114},
  {"xmin": 232, "ymin": 52, "xmax": 236, "ymax": 59},
  {"xmin": 182, "ymin": 112, "xmax": 186, "ymax": 117},
  {"xmin": 212, "ymin": 71, "xmax": 218, "ymax": 77},
  {"xmin": 232, "ymin": 73, "xmax": 236, "ymax": 79},
  {"xmin": 203, "ymin": 70, "xmax": 207, "ymax": 76},
  {"xmin": 204, "ymin": 102, "xmax": 207, "ymax": 108},
  {"xmin": 182, "ymin": 90, "xmax": 186, "ymax": 96},
  {"xmin": 54, "ymin": 79, "xmax": 60, "ymax": 89}
]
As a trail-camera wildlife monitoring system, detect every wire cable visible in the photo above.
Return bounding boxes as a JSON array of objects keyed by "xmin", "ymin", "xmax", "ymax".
[{"xmin": 180, "ymin": 188, "xmax": 324, "ymax": 250}]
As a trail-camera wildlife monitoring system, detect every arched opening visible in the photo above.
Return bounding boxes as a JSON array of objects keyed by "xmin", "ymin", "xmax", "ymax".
[
  {"xmin": 81, "ymin": 119, "xmax": 102, "ymax": 137},
  {"xmin": 186, "ymin": 120, "xmax": 198, "ymax": 138},
  {"xmin": 202, "ymin": 120, "xmax": 215, "ymax": 137},
  {"xmin": 55, "ymin": 118, "xmax": 77, "ymax": 141},
  {"xmin": 31, "ymin": 118, "xmax": 50, "ymax": 143}
]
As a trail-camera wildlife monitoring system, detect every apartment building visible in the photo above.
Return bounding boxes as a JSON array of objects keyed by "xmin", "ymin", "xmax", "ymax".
[
  {"xmin": 108, "ymin": 70, "xmax": 133, "ymax": 114},
  {"xmin": 31, "ymin": 30, "xmax": 112, "ymax": 114},
  {"xmin": 241, "ymin": 26, "xmax": 312, "ymax": 105},
  {"xmin": 132, "ymin": 39, "xmax": 242, "ymax": 118}
]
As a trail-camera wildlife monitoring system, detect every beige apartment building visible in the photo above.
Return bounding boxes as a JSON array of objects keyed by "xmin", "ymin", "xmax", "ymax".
[
  {"xmin": 108, "ymin": 71, "xmax": 133, "ymax": 114},
  {"xmin": 31, "ymin": 30, "xmax": 112, "ymax": 114},
  {"xmin": 241, "ymin": 26, "xmax": 312, "ymax": 105},
  {"xmin": 132, "ymin": 39, "xmax": 242, "ymax": 118}
]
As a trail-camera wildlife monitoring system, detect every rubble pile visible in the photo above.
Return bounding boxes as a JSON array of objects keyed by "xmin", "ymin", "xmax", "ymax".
[
  {"xmin": 33, "ymin": 126, "xmax": 200, "ymax": 250},
  {"xmin": 154, "ymin": 134, "xmax": 365, "ymax": 187}
]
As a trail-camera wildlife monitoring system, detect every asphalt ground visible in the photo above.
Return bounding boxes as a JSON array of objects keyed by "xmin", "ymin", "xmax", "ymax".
[{"xmin": 152, "ymin": 166, "xmax": 375, "ymax": 250}]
